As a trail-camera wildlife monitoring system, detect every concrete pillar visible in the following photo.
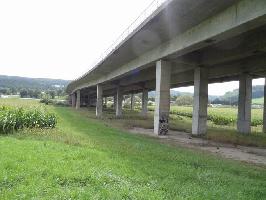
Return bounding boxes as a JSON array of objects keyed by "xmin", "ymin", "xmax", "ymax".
[
  {"xmin": 192, "ymin": 67, "xmax": 208, "ymax": 135},
  {"xmin": 87, "ymin": 94, "xmax": 90, "ymax": 107},
  {"xmin": 154, "ymin": 60, "xmax": 171, "ymax": 135},
  {"xmin": 262, "ymin": 78, "xmax": 266, "ymax": 133},
  {"xmin": 116, "ymin": 86, "xmax": 123, "ymax": 117},
  {"xmin": 76, "ymin": 90, "xmax": 80, "ymax": 109},
  {"xmin": 237, "ymin": 73, "xmax": 252, "ymax": 134},
  {"xmin": 113, "ymin": 95, "xmax": 117, "ymax": 110},
  {"xmin": 96, "ymin": 84, "xmax": 103, "ymax": 117},
  {"xmin": 71, "ymin": 93, "xmax": 76, "ymax": 108},
  {"xmin": 142, "ymin": 89, "xmax": 148, "ymax": 116},
  {"xmin": 130, "ymin": 93, "xmax": 135, "ymax": 110}
]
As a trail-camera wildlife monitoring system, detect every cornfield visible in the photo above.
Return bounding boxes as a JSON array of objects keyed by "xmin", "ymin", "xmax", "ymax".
[
  {"xmin": 148, "ymin": 105, "xmax": 263, "ymax": 127},
  {"xmin": 0, "ymin": 105, "xmax": 57, "ymax": 134}
]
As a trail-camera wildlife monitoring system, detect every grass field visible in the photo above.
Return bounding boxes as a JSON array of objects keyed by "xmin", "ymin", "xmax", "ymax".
[
  {"xmin": 0, "ymin": 98, "xmax": 266, "ymax": 199},
  {"xmin": 253, "ymin": 97, "xmax": 264, "ymax": 105}
]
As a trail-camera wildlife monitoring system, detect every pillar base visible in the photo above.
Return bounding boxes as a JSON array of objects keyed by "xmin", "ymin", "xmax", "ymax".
[{"xmin": 237, "ymin": 120, "xmax": 251, "ymax": 134}]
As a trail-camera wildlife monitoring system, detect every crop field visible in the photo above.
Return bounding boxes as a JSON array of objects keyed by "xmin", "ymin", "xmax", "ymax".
[
  {"xmin": 0, "ymin": 99, "xmax": 56, "ymax": 134},
  {"xmin": 0, "ymin": 98, "xmax": 266, "ymax": 199},
  {"xmin": 147, "ymin": 105, "xmax": 264, "ymax": 128}
]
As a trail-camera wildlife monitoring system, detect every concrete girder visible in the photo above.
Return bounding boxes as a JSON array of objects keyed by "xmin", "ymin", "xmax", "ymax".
[{"xmin": 68, "ymin": 0, "xmax": 266, "ymax": 93}]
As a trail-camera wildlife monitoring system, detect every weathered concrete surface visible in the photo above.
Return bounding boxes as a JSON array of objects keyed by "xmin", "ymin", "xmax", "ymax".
[
  {"xmin": 237, "ymin": 74, "xmax": 252, "ymax": 134},
  {"xmin": 192, "ymin": 67, "xmax": 208, "ymax": 135},
  {"xmin": 262, "ymin": 78, "xmax": 266, "ymax": 133},
  {"xmin": 96, "ymin": 85, "xmax": 103, "ymax": 117},
  {"xmin": 114, "ymin": 95, "xmax": 117, "ymax": 110},
  {"xmin": 76, "ymin": 90, "xmax": 80, "ymax": 109},
  {"xmin": 141, "ymin": 89, "xmax": 148, "ymax": 116},
  {"xmin": 130, "ymin": 93, "xmax": 134, "ymax": 110},
  {"xmin": 154, "ymin": 60, "xmax": 171, "ymax": 135},
  {"xmin": 116, "ymin": 86, "xmax": 123, "ymax": 117},
  {"xmin": 71, "ymin": 93, "xmax": 76, "ymax": 108}
]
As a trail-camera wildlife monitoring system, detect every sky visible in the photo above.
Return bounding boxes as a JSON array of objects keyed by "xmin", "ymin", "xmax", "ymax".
[
  {"xmin": 0, "ymin": 0, "xmax": 264, "ymax": 96},
  {"xmin": 175, "ymin": 78, "xmax": 265, "ymax": 96}
]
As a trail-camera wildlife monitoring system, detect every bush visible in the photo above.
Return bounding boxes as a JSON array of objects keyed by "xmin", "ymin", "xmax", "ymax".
[
  {"xmin": 40, "ymin": 99, "xmax": 69, "ymax": 106},
  {"xmin": 0, "ymin": 106, "xmax": 57, "ymax": 134},
  {"xmin": 40, "ymin": 98, "xmax": 53, "ymax": 105},
  {"xmin": 209, "ymin": 115, "xmax": 235, "ymax": 126}
]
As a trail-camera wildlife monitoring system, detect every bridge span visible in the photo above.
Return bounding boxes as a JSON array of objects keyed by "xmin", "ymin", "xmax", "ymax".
[{"xmin": 66, "ymin": 0, "xmax": 266, "ymax": 135}]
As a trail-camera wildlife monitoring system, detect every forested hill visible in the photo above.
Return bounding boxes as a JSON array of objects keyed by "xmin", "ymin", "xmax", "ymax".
[
  {"xmin": 0, "ymin": 75, "xmax": 70, "ymax": 91},
  {"xmin": 212, "ymin": 85, "xmax": 264, "ymax": 105}
]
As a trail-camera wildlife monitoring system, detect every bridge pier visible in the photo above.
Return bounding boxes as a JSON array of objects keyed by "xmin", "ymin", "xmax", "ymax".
[
  {"xmin": 87, "ymin": 94, "xmax": 90, "ymax": 107},
  {"xmin": 116, "ymin": 86, "xmax": 123, "ymax": 117},
  {"xmin": 192, "ymin": 67, "xmax": 208, "ymax": 135},
  {"xmin": 262, "ymin": 78, "xmax": 266, "ymax": 133},
  {"xmin": 142, "ymin": 89, "xmax": 148, "ymax": 116},
  {"xmin": 130, "ymin": 93, "xmax": 134, "ymax": 110},
  {"xmin": 114, "ymin": 95, "xmax": 117, "ymax": 110},
  {"xmin": 96, "ymin": 84, "xmax": 103, "ymax": 117},
  {"xmin": 71, "ymin": 93, "xmax": 76, "ymax": 108},
  {"xmin": 76, "ymin": 90, "xmax": 80, "ymax": 109},
  {"xmin": 237, "ymin": 74, "xmax": 252, "ymax": 134},
  {"xmin": 154, "ymin": 60, "xmax": 171, "ymax": 135}
]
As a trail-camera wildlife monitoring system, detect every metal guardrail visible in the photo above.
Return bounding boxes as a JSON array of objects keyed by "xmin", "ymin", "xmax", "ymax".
[{"xmin": 75, "ymin": 0, "xmax": 167, "ymax": 82}]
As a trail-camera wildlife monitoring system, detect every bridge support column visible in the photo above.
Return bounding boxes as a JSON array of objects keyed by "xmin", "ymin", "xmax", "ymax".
[
  {"xmin": 154, "ymin": 60, "xmax": 171, "ymax": 135},
  {"xmin": 71, "ymin": 93, "xmax": 76, "ymax": 108},
  {"xmin": 142, "ymin": 89, "xmax": 148, "ymax": 116},
  {"xmin": 192, "ymin": 67, "xmax": 208, "ymax": 135},
  {"xmin": 130, "ymin": 93, "xmax": 134, "ymax": 110},
  {"xmin": 262, "ymin": 78, "xmax": 266, "ymax": 133},
  {"xmin": 87, "ymin": 94, "xmax": 90, "ymax": 107},
  {"xmin": 237, "ymin": 74, "xmax": 252, "ymax": 134},
  {"xmin": 96, "ymin": 84, "xmax": 103, "ymax": 117},
  {"xmin": 76, "ymin": 90, "xmax": 80, "ymax": 109},
  {"xmin": 116, "ymin": 86, "xmax": 123, "ymax": 117},
  {"xmin": 113, "ymin": 95, "xmax": 117, "ymax": 110}
]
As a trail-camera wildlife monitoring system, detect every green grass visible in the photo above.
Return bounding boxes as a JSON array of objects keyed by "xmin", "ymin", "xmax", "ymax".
[
  {"xmin": 253, "ymin": 97, "xmax": 264, "ymax": 105},
  {"xmin": 0, "ymin": 99, "xmax": 266, "ymax": 199}
]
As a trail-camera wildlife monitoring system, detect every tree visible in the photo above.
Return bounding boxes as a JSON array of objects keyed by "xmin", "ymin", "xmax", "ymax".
[
  {"xmin": 0, "ymin": 88, "xmax": 8, "ymax": 95},
  {"xmin": 176, "ymin": 95, "xmax": 193, "ymax": 106},
  {"xmin": 48, "ymin": 90, "xmax": 56, "ymax": 99},
  {"xmin": 20, "ymin": 89, "xmax": 28, "ymax": 98}
]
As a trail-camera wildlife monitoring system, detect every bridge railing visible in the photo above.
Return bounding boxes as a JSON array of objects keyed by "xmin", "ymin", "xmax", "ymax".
[{"xmin": 77, "ymin": 0, "xmax": 167, "ymax": 81}]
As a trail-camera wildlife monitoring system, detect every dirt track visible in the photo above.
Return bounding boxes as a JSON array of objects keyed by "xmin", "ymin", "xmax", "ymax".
[{"xmin": 129, "ymin": 127, "xmax": 266, "ymax": 166}]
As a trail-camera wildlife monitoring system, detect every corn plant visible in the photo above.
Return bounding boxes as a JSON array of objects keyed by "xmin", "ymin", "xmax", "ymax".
[{"xmin": 0, "ymin": 106, "xmax": 57, "ymax": 134}]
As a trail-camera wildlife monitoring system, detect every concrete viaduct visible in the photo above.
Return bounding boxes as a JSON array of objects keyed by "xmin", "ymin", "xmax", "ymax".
[{"xmin": 66, "ymin": 0, "xmax": 266, "ymax": 135}]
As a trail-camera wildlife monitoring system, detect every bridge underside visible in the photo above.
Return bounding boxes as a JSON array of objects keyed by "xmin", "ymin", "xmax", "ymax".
[{"xmin": 68, "ymin": 0, "xmax": 266, "ymax": 135}]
